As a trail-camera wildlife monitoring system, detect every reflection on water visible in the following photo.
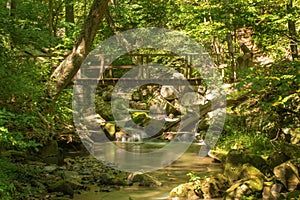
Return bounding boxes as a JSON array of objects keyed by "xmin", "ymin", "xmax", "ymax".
[
  {"xmin": 92, "ymin": 141, "xmax": 197, "ymax": 172},
  {"xmin": 74, "ymin": 143, "xmax": 222, "ymax": 200}
]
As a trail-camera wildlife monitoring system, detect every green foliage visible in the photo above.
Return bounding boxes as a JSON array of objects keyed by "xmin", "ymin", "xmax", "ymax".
[
  {"xmin": 238, "ymin": 61, "xmax": 300, "ymax": 129},
  {"xmin": 0, "ymin": 159, "xmax": 17, "ymax": 200},
  {"xmin": 218, "ymin": 114, "xmax": 276, "ymax": 155},
  {"xmin": 219, "ymin": 60, "xmax": 299, "ymax": 155},
  {"xmin": 0, "ymin": 109, "xmax": 39, "ymax": 149},
  {"xmin": 54, "ymin": 88, "xmax": 74, "ymax": 128},
  {"xmin": 0, "ymin": 158, "xmax": 43, "ymax": 199}
]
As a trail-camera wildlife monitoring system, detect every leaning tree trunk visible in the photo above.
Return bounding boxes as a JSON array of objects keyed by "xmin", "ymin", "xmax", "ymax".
[{"xmin": 49, "ymin": 0, "xmax": 109, "ymax": 99}]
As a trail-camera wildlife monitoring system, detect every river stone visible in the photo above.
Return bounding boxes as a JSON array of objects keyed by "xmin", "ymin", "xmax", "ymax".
[
  {"xmin": 129, "ymin": 173, "xmax": 162, "ymax": 187},
  {"xmin": 160, "ymin": 85, "xmax": 178, "ymax": 100},
  {"xmin": 84, "ymin": 114, "xmax": 105, "ymax": 126},
  {"xmin": 90, "ymin": 131, "xmax": 107, "ymax": 142}
]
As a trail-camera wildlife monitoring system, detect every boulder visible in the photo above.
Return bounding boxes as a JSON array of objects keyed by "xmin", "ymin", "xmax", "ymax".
[
  {"xmin": 104, "ymin": 122, "xmax": 116, "ymax": 137},
  {"xmin": 267, "ymin": 151, "xmax": 290, "ymax": 169},
  {"xmin": 274, "ymin": 161, "xmax": 300, "ymax": 192},
  {"xmin": 129, "ymin": 101, "xmax": 148, "ymax": 110},
  {"xmin": 131, "ymin": 112, "xmax": 150, "ymax": 126},
  {"xmin": 128, "ymin": 172, "xmax": 162, "ymax": 187},
  {"xmin": 225, "ymin": 164, "xmax": 265, "ymax": 199},
  {"xmin": 170, "ymin": 182, "xmax": 199, "ymax": 200},
  {"xmin": 262, "ymin": 182, "xmax": 284, "ymax": 200},
  {"xmin": 160, "ymin": 85, "xmax": 178, "ymax": 100},
  {"xmin": 95, "ymin": 97, "xmax": 113, "ymax": 121},
  {"xmin": 181, "ymin": 92, "xmax": 205, "ymax": 106},
  {"xmin": 40, "ymin": 140, "xmax": 60, "ymax": 165},
  {"xmin": 224, "ymin": 149, "xmax": 269, "ymax": 181},
  {"xmin": 200, "ymin": 174, "xmax": 229, "ymax": 199},
  {"xmin": 49, "ymin": 180, "xmax": 74, "ymax": 197}
]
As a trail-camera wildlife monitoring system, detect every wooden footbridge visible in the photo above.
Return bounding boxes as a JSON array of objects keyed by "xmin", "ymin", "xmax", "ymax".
[{"xmin": 76, "ymin": 53, "xmax": 213, "ymax": 86}]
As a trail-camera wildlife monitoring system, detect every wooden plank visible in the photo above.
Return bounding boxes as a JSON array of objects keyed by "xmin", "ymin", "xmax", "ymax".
[{"xmin": 75, "ymin": 78, "xmax": 202, "ymax": 86}]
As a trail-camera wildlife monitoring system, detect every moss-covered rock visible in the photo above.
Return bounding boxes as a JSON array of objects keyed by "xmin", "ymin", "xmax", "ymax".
[
  {"xmin": 225, "ymin": 164, "xmax": 265, "ymax": 199},
  {"xmin": 40, "ymin": 140, "xmax": 60, "ymax": 165},
  {"xmin": 48, "ymin": 180, "xmax": 74, "ymax": 197},
  {"xmin": 224, "ymin": 149, "xmax": 269, "ymax": 181},
  {"xmin": 104, "ymin": 122, "xmax": 116, "ymax": 137},
  {"xmin": 199, "ymin": 174, "xmax": 229, "ymax": 199},
  {"xmin": 170, "ymin": 182, "xmax": 199, "ymax": 200},
  {"xmin": 129, "ymin": 172, "xmax": 162, "ymax": 187},
  {"xmin": 131, "ymin": 112, "xmax": 150, "ymax": 126},
  {"xmin": 267, "ymin": 151, "xmax": 290, "ymax": 169}
]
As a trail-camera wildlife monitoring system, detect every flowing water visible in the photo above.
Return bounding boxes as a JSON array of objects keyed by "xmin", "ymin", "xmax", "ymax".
[{"xmin": 74, "ymin": 143, "xmax": 223, "ymax": 200}]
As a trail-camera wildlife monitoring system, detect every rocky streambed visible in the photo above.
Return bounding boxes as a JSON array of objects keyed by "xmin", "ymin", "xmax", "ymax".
[{"xmin": 10, "ymin": 142, "xmax": 222, "ymax": 200}]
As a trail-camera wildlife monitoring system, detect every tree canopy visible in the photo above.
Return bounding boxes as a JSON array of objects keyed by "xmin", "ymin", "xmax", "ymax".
[{"xmin": 0, "ymin": 0, "xmax": 299, "ymax": 199}]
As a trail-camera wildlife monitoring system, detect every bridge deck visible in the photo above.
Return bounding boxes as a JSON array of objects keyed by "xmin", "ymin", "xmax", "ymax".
[
  {"xmin": 75, "ymin": 77, "xmax": 202, "ymax": 86},
  {"xmin": 77, "ymin": 53, "xmax": 212, "ymax": 86}
]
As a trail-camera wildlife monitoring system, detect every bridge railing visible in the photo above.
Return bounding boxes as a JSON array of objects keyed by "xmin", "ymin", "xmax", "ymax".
[{"xmin": 76, "ymin": 53, "xmax": 225, "ymax": 85}]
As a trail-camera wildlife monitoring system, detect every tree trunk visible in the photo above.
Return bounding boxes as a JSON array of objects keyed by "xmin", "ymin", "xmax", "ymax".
[
  {"xmin": 226, "ymin": 32, "xmax": 235, "ymax": 82},
  {"xmin": 287, "ymin": 0, "xmax": 298, "ymax": 60},
  {"xmin": 49, "ymin": 0, "xmax": 54, "ymax": 37},
  {"xmin": 49, "ymin": 0, "xmax": 109, "ymax": 99},
  {"xmin": 8, "ymin": 0, "xmax": 17, "ymax": 17},
  {"xmin": 65, "ymin": 0, "xmax": 75, "ymax": 37}
]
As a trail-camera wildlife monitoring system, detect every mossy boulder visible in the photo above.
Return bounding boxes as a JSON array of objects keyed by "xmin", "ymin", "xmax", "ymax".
[
  {"xmin": 40, "ymin": 140, "xmax": 60, "ymax": 164},
  {"xmin": 95, "ymin": 98, "xmax": 113, "ymax": 121},
  {"xmin": 199, "ymin": 174, "xmax": 229, "ymax": 199},
  {"xmin": 128, "ymin": 172, "xmax": 162, "ymax": 187},
  {"xmin": 225, "ymin": 164, "xmax": 265, "ymax": 199},
  {"xmin": 170, "ymin": 182, "xmax": 199, "ymax": 200},
  {"xmin": 131, "ymin": 112, "xmax": 150, "ymax": 126},
  {"xmin": 104, "ymin": 122, "xmax": 116, "ymax": 137},
  {"xmin": 267, "ymin": 151, "xmax": 290, "ymax": 169},
  {"xmin": 224, "ymin": 149, "xmax": 269, "ymax": 181},
  {"xmin": 48, "ymin": 180, "xmax": 74, "ymax": 197}
]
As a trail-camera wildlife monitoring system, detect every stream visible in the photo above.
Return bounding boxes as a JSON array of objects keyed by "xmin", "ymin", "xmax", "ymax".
[{"xmin": 73, "ymin": 143, "xmax": 223, "ymax": 200}]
